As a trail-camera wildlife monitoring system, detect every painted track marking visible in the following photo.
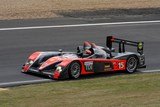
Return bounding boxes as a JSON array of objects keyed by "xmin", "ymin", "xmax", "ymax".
[
  {"xmin": 0, "ymin": 79, "xmax": 53, "ymax": 88},
  {"xmin": 0, "ymin": 20, "xmax": 160, "ymax": 31},
  {"xmin": 141, "ymin": 69, "xmax": 160, "ymax": 73},
  {"xmin": 0, "ymin": 88, "xmax": 9, "ymax": 91}
]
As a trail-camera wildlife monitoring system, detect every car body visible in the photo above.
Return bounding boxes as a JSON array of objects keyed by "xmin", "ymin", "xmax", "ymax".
[{"xmin": 22, "ymin": 36, "xmax": 146, "ymax": 79}]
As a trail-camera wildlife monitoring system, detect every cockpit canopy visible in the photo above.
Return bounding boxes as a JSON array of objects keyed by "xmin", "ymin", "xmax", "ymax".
[{"xmin": 77, "ymin": 41, "xmax": 111, "ymax": 58}]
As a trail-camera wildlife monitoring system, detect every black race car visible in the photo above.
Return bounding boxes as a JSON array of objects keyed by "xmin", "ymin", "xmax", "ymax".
[{"xmin": 22, "ymin": 36, "xmax": 146, "ymax": 79}]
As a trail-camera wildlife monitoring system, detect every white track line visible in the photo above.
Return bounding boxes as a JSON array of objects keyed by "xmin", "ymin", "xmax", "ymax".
[
  {"xmin": 141, "ymin": 69, "xmax": 160, "ymax": 73},
  {"xmin": 0, "ymin": 20, "xmax": 160, "ymax": 31},
  {"xmin": 0, "ymin": 79, "xmax": 53, "ymax": 87}
]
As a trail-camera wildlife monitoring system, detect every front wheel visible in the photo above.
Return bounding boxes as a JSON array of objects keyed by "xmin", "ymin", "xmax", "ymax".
[
  {"xmin": 126, "ymin": 56, "xmax": 138, "ymax": 73},
  {"xmin": 69, "ymin": 61, "xmax": 81, "ymax": 79}
]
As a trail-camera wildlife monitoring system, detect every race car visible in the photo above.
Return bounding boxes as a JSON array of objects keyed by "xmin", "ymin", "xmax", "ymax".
[{"xmin": 22, "ymin": 36, "xmax": 146, "ymax": 79}]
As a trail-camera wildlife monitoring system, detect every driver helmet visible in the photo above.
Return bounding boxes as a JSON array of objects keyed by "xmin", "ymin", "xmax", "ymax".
[{"xmin": 83, "ymin": 41, "xmax": 92, "ymax": 55}]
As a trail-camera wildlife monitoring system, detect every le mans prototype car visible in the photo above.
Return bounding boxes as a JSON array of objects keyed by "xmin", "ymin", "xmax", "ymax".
[{"xmin": 22, "ymin": 36, "xmax": 146, "ymax": 79}]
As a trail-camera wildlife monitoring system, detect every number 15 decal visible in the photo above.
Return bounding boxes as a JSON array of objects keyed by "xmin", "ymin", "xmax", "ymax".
[{"xmin": 118, "ymin": 62, "xmax": 125, "ymax": 69}]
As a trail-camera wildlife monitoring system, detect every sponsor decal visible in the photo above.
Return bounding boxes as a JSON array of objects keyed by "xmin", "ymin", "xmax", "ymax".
[
  {"xmin": 84, "ymin": 61, "xmax": 93, "ymax": 71},
  {"xmin": 118, "ymin": 62, "xmax": 125, "ymax": 69},
  {"xmin": 104, "ymin": 63, "xmax": 112, "ymax": 71}
]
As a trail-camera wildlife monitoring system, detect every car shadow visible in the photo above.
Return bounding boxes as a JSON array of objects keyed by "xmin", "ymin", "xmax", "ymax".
[
  {"xmin": 24, "ymin": 70, "xmax": 142, "ymax": 81},
  {"xmin": 76, "ymin": 70, "xmax": 141, "ymax": 81},
  {"xmin": 60, "ymin": 70, "xmax": 142, "ymax": 82}
]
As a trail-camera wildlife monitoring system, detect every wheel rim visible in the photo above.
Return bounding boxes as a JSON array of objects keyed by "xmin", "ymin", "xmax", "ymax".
[
  {"xmin": 127, "ymin": 57, "xmax": 137, "ymax": 73},
  {"xmin": 70, "ymin": 62, "xmax": 81, "ymax": 78}
]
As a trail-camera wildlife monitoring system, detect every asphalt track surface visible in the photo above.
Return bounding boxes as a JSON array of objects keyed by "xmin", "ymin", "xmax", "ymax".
[{"xmin": 0, "ymin": 17, "xmax": 160, "ymax": 87}]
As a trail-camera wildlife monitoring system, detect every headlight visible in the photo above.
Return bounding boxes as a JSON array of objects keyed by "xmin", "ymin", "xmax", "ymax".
[
  {"xmin": 26, "ymin": 60, "xmax": 34, "ymax": 65},
  {"xmin": 56, "ymin": 66, "xmax": 62, "ymax": 73}
]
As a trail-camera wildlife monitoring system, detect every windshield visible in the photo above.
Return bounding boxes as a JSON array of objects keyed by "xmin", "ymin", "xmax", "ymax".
[
  {"xmin": 77, "ymin": 42, "xmax": 109, "ymax": 58},
  {"xmin": 62, "ymin": 53, "xmax": 78, "ymax": 59}
]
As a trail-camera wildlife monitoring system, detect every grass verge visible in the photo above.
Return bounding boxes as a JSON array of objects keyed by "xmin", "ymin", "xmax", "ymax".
[{"xmin": 0, "ymin": 72, "xmax": 160, "ymax": 107}]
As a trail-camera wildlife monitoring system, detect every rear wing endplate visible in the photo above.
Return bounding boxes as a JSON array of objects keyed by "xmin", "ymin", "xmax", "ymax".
[{"xmin": 106, "ymin": 36, "xmax": 144, "ymax": 55}]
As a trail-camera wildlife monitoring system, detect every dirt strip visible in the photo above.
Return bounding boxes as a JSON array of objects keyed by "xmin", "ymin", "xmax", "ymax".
[{"xmin": 0, "ymin": 0, "xmax": 160, "ymax": 20}]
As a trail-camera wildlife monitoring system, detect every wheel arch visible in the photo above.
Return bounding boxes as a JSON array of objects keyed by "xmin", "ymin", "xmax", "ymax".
[
  {"xmin": 127, "ymin": 54, "xmax": 139, "ymax": 66},
  {"xmin": 67, "ymin": 60, "xmax": 82, "ymax": 79},
  {"xmin": 126, "ymin": 54, "xmax": 139, "ymax": 73},
  {"xmin": 68, "ymin": 60, "xmax": 82, "ymax": 71},
  {"xmin": 114, "ymin": 53, "xmax": 140, "ymax": 65}
]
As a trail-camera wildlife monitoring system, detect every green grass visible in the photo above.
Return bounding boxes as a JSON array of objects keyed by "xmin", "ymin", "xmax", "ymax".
[{"xmin": 0, "ymin": 72, "xmax": 160, "ymax": 107}]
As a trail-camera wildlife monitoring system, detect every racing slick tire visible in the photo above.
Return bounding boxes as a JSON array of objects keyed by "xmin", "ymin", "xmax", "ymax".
[
  {"xmin": 69, "ymin": 61, "xmax": 81, "ymax": 79},
  {"xmin": 126, "ymin": 56, "xmax": 138, "ymax": 73}
]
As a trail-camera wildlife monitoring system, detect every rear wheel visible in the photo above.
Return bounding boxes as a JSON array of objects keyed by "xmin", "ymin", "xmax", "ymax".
[
  {"xmin": 69, "ymin": 61, "xmax": 81, "ymax": 79},
  {"xmin": 126, "ymin": 56, "xmax": 138, "ymax": 73}
]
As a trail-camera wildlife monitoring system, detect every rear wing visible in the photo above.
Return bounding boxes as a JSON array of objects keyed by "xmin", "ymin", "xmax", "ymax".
[{"xmin": 106, "ymin": 36, "xmax": 144, "ymax": 55}]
